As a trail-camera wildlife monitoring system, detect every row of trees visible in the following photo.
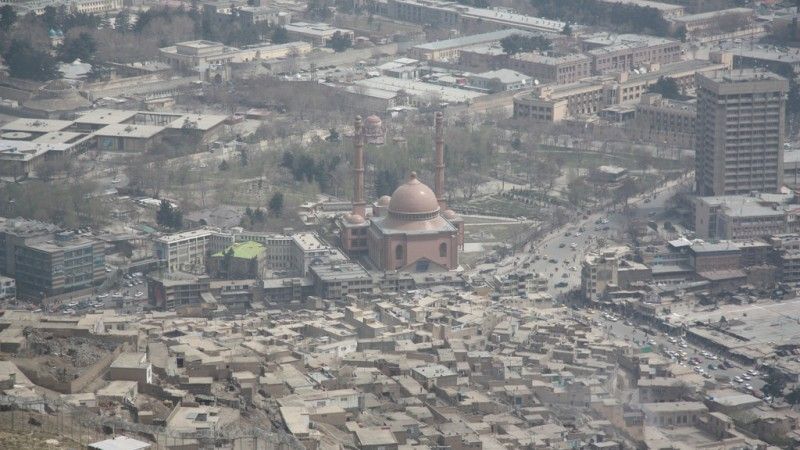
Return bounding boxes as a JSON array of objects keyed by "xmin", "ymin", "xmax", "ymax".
[
  {"xmin": 530, "ymin": 0, "xmax": 674, "ymax": 37},
  {"xmin": 500, "ymin": 34, "xmax": 552, "ymax": 55}
]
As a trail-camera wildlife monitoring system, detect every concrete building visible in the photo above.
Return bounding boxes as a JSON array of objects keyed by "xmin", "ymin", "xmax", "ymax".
[
  {"xmin": 147, "ymin": 272, "xmax": 212, "ymax": 310},
  {"xmin": 385, "ymin": 0, "xmax": 565, "ymax": 34},
  {"xmin": 514, "ymin": 56, "xmax": 730, "ymax": 122},
  {"xmin": 207, "ymin": 241, "xmax": 267, "ymax": 279},
  {"xmin": 0, "ymin": 219, "xmax": 106, "ymax": 300},
  {"xmin": 668, "ymin": 8, "xmax": 754, "ymax": 37},
  {"xmin": 159, "ymin": 40, "xmax": 312, "ymax": 71},
  {"xmin": 584, "ymin": 35, "xmax": 682, "ymax": 75},
  {"xmin": 283, "ymin": 22, "xmax": 354, "ymax": 47},
  {"xmin": 508, "ymin": 52, "xmax": 591, "ymax": 85},
  {"xmin": 594, "ymin": 0, "xmax": 685, "ymax": 18},
  {"xmin": 309, "ymin": 261, "xmax": 374, "ymax": 300},
  {"xmin": 154, "ymin": 228, "xmax": 232, "ymax": 274},
  {"xmin": 108, "ymin": 352, "xmax": 153, "ymax": 387},
  {"xmin": 693, "ymin": 193, "xmax": 794, "ymax": 240},
  {"xmin": 467, "ymin": 69, "xmax": 532, "ymax": 93},
  {"xmin": 695, "ymin": 70, "xmax": 789, "ymax": 196},
  {"xmin": 633, "ymin": 93, "xmax": 696, "ymax": 149},
  {"xmin": 408, "ymin": 29, "xmax": 537, "ymax": 62},
  {"xmin": 733, "ymin": 47, "xmax": 800, "ymax": 79}
]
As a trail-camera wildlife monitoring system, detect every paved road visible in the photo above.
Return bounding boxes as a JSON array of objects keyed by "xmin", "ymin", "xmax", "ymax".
[{"xmin": 494, "ymin": 175, "xmax": 694, "ymax": 297}]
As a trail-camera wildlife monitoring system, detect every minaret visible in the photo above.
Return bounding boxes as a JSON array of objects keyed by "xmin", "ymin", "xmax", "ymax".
[
  {"xmin": 434, "ymin": 111, "xmax": 446, "ymax": 209},
  {"xmin": 352, "ymin": 116, "xmax": 366, "ymax": 217}
]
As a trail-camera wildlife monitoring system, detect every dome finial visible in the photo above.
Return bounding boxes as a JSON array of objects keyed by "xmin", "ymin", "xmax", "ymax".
[{"xmin": 409, "ymin": 171, "xmax": 417, "ymax": 180}]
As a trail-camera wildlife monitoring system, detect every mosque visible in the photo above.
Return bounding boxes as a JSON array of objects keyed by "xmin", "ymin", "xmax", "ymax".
[{"xmin": 338, "ymin": 112, "xmax": 464, "ymax": 272}]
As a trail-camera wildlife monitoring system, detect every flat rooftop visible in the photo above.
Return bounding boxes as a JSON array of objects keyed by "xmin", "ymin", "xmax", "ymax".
[
  {"xmin": 94, "ymin": 124, "xmax": 164, "ymax": 139},
  {"xmin": 1, "ymin": 118, "xmax": 73, "ymax": 133},
  {"xmin": 414, "ymin": 29, "xmax": 535, "ymax": 51},
  {"xmin": 76, "ymin": 109, "xmax": 138, "ymax": 125},
  {"xmin": 155, "ymin": 228, "xmax": 217, "ymax": 244},
  {"xmin": 213, "ymin": 241, "xmax": 265, "ymax": 259}
]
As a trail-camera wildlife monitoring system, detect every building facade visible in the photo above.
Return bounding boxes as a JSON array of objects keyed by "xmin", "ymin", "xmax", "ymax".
[{"xmin": 695, "ymin": 70, "xmax": 788, "ymax": 196}]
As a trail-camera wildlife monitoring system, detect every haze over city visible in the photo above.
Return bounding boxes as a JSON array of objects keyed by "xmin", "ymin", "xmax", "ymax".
[{"xmin": 0, "ymin": 0, "xmax": 799, "ymax": 448}]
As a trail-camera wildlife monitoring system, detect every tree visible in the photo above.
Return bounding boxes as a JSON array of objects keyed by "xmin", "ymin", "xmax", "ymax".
[
  {"xmin": 0, "ymin": 4, "xmax": 17, "ymax": 32},
  {"xmin": 268, "ymin": 191, "xmax": 284, "ymax": 216},
  {"xmin": 115, "ymin": 9, "xmax": 130, "ymax": 32},
  {"xmin": 500, "ymin": 34, "xmax": 552, "ymax": 55},
  {"xmin": 561, "ymin": 22, "xmax": 572, "ymax": 36},
  {"xmin": 786, "ymin": 387, "xmax": 800, "ymax": 405},
  {"xmin": 327, "ymin": 31, "xmax": 351, "ymax": 52},
  {"xmin": 2, "ymin": 39, "xmax": 61, "ymax": 81},
  {"xmin": 58, "ymin": 32, "xmax": 97, "ymax": 62},
  {"xmin": 218, "ymin": 160, "xmax": 230, "ymax": 171},
  {"xmin": 325, "ymin": 128, "xmax": 340, "ymax": 142},
  {"xmin": 271, "ymin": 26, "xmax": 289, "ymax": 43},
  {"xmin": 762, "ymin": 372, "xmax": 787, "ymax": 399},
  {"xmin": 648, "ymin": 76, "xmax": 681, "ymax": 100},
  {"xmin": 156, "ymin": 199, "xmax": 183, "ymax": 229}
]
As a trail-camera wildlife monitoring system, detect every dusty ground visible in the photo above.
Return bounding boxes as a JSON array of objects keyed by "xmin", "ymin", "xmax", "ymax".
[{"xmin": 0, "ymin": 430, "xmax": 82, "ymax": 449}]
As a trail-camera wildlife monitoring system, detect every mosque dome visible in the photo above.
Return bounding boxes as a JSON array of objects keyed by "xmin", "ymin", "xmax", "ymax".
[{"xmin": 388, "ymin": 172, "xmax": 440, "ymax": 218}]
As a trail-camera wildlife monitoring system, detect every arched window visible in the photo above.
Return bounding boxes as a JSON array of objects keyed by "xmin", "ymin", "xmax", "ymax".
[
  {"xmin": 395, "ymin": 244, "xmax": 404, "ymax": 260},
  {"xmin": 439, "ymin": 242, "xmax": 447, "ymax": 258}
]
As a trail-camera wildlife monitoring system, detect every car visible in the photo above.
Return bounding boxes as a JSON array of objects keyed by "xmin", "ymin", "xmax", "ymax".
[
  {"xmin": 681, "ymin": 343, "xmax": 688, "ymax": 348},
  {"xmin": 559, "ymin": 243, "xmax": 566, "ymax": 248},
  {"xmin": 743, "ymin": 375, "xmax": 751, "ymax": 380},
  {"xmin": 570, "ymin": 243, "xmax": 577, "ymax": 249},
  {"xmin": 703, "ymin": 373, "xmax": 712, "ymax": 378},
  {"xmin": 98, "ymin": 293, "xmax": 109, "ymax": 298},
  {"xmin": 734, "ymin": 377, "xmax": 743, "ymax": 383},
  {"xmin": 135, "ymin": 292, "xmax": 143, "ymax": 297},
  {"xmin": 555, "ymin": 281, "xmax": 568, "ymax": 288},
  {"xmin": 575, "ymin": 232, "xmax": 582, "ymax": 237},
  {"xmin": 549, "ymin": 259, "xmax": 558, "ymax": 264},
  {"xmin": 562, "ymin": 273, "xmax": 569, "ymax": 278}
]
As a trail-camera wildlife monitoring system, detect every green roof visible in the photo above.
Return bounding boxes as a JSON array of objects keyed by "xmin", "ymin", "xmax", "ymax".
[{"xmin": 213, "ymin": 241, "xmax": 265, "ymax": 259}]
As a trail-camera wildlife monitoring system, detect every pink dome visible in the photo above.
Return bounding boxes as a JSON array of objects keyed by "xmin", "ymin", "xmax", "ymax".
[
  {"xmin": 388, "ymin": 172, "xmax": 440, "ymax": 216},
  {"xmin": 365, "ymin": 115, "xmax": 382, "ymax": 125},
  {"xmin": 377, "ymin": 195, "xmax": 391, "ymax": 206}
]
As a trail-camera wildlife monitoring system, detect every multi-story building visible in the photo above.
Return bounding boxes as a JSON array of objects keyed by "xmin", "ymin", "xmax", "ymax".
[
  {"xmin": 695, "ymin": 70, "xmax": 789, "ymax": 196},
  {"xmin": 633, "ymin": 93, "xmax": 696, "ymax": 148},
  {"xmin": 514, "ymin": 55, "xmax": 730, "ymax": 122},
  {"xmin": 159, "ymin": 40, "xmax": 312, "ymax": 71},
  {"xmin": 0, "ymin": 219, "xmax": 105, "ymax": 300},
  {"xmin": 308, "ymin": 261, "xmax": 374, "ymax": 300},
  {"xmin": 467, "ymin": 69, "xmax": 532, "ymax": 93},
  {"xmin": 581, "ymin": 246, "xmax": 630, "ymax": 302},
  {"xmin": 508, "ymin": 53, "xmax": 591, "ymax": 85},
  {"xmin": 147, "ymin": 272, "xmax": 212, "ymax": 310},
  {"xmin": 233, "ymin": 231, "xmax": 294, "ymax": 271},
  {"xmin": 732, "ymin": 48, "xmax": 800, "ymax": 79},
  {"xmin": 693, "ymin": 192, "xmax": 794, "ymax": 240},
  {"xmin": 410, "ymin": 29, "xmax": 536, "ymax": 62},
  {"xmin": 384, "ymin": 0, "xmax": 565, "ymax": 34},
  {"xmin": 581, "ymin": 34, "xmax": 682, "ymax": 75},
  {"xmin": 291, "ymin": 233, "xmax": 339, "ymax": 277},
  {"xmin": 154, "ymin": 229, "xmax": 232, "ymax": 274},
  {"xmin": 668, "ymin": 8, "xmax": 754, "ymax": 38},
  {"xmin": 513, "ymin": 80, "xmax": 605, "ymax": 122},
  {"xmin": 207, "ymin": 241, "xmax": 267, "ymax": 279},
  {"xmin": 283, "ymin": 22, "xmax": 354, "ymax": 47}
]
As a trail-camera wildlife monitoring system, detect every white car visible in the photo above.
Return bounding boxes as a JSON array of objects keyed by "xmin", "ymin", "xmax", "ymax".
[
  {"xmin": 135, "ymin": 291, "xmax": 144, "ymax": 297},
  {"xmin": 734, "ymin": 377, "xmax": 743, "ymax": 383},
  {"xmin": 98, "ymin": 293, "xmax": 109, "ymax": 298}
]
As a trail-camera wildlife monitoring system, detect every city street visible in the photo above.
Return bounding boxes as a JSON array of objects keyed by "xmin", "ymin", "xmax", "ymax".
[{"xmin": 499, "ymin": 175, "xmax": 694, "ymax": 297}]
